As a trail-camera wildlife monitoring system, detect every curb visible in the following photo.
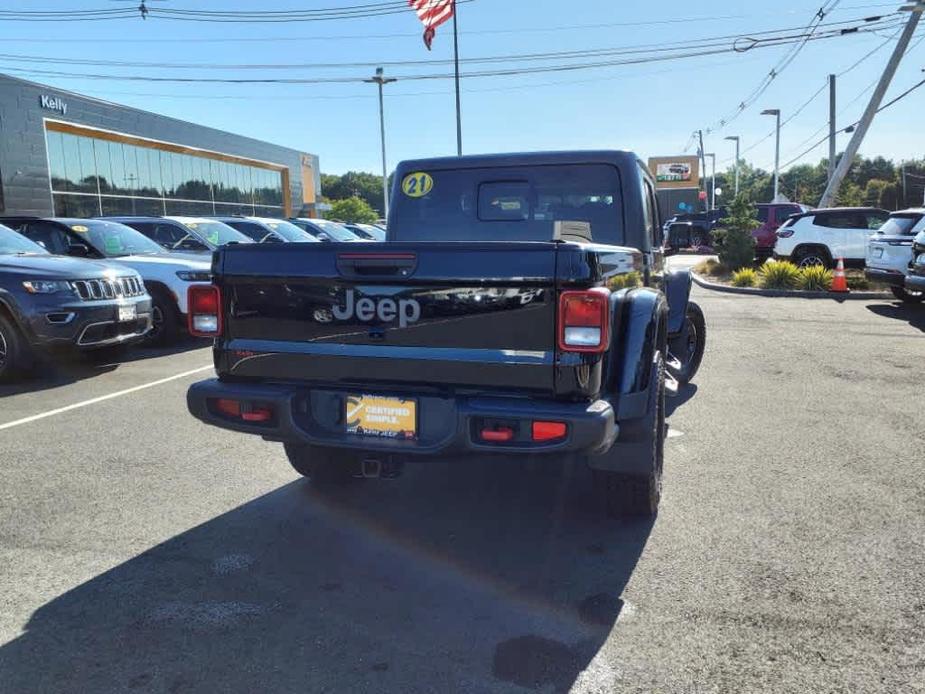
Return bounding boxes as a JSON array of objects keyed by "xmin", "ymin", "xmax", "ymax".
[{"xmin": 691, "ymin": 272, "xmax": 891, "ymax": 300}]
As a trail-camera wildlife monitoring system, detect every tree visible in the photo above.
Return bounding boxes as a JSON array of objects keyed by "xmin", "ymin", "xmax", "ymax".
[
  {"xmin": 327, "ymin": 196, "xmax": 378, "ymax": 224},
  {"xmin": 321, "ymin": 171, "xmax": 387, "ymax": 214},
  {"xmin": 713, "ymin": 194, "xmax": 759, "ymax": 269}
]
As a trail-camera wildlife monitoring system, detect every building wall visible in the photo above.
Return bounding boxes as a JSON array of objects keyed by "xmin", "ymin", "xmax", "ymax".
[{"xmin": 0, "ymin": 73, "xmax": 320, "ymax": 217}]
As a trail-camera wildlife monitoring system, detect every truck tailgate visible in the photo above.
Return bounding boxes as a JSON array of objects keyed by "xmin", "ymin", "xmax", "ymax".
[{"xmin": 216, "ymin": 242, "xmax": 563, "ymax": 395}]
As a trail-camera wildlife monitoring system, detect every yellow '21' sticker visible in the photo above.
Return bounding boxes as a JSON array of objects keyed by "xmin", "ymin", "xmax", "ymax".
[{"xmin": 401, "ymin": 172, "xmax": 433, "ymax": 198}]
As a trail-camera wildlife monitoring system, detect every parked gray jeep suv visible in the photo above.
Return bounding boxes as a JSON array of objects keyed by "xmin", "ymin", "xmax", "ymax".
[{"xmin": 0, "ymin": 224, "xmax": 151, "ymax": 381}]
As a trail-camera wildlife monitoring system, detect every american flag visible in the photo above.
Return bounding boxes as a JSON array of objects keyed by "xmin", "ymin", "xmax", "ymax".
[{"xmin": 408, "ymin": 0, "xmax": 455, "ymax": 50}]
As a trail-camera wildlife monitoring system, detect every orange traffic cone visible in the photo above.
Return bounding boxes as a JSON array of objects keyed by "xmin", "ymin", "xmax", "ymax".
[{"xmin": 831, "ymin": 257, "xmax": 849, "ymax": 293}]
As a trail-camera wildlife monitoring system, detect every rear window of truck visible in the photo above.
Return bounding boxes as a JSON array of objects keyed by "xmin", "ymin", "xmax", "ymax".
[{"xmin": 390, "ymin": 164, "xmax": 624, "ymax": 244}]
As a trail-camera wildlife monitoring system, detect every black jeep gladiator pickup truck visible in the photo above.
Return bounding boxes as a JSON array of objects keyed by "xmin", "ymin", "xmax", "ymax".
[{"xmin": 187, "ymin": 151, "xmax": 706, "ymax": 517}]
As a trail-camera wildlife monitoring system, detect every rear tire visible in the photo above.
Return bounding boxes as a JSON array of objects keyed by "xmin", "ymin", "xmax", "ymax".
[
  {"xmin": 592, "ymin": 354, "xmax": 666, "ymax": 518},
  {"xmin": 890, "ymin": 286, "xmax": 924, "ymax": 304},
  {"xmin": 0, "ymin": 313, "xmax": 31, "ymax": 383},
  {"xmin": 668, "ymin": 301, "xmax": 706, "ymax": 385},
  {"xmin": 284, "ymin": 443, "xmax": 361, "ymax": 487}
]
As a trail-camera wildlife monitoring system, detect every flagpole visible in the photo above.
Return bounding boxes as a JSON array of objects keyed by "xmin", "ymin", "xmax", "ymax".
[{"xmin": 452, "ymin": 0, "xmax": 462, "ymax": 156}]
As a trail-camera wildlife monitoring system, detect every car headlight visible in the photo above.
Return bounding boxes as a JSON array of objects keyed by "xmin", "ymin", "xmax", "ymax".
[
  {"xmin": 176, "ymin": 271, "xmax": 212, "ymax": 282},
  {"xmin": 22, "ymin": 280, "xmax": 73, "ymax": 294}
]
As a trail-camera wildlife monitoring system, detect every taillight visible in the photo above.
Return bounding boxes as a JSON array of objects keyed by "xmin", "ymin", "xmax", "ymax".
[
  {"xmin": 532, "ymin": 421, "xmax": 567, "ymax": 442},
  {"xmin": 777, "ymin": 230, "xmax": 794, "ymax": 238},
  {"xmin": 188, "ymin": 285, "xmax": 222, "ymax": 337},
  {"xmin": 558, "ymin": 288, "xmax": 610, "ymax": 353}
]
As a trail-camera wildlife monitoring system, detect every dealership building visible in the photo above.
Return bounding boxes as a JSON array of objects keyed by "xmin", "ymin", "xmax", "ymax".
[{"xmin": 0, "ymin": 73, "xmax": 321, "ymax": 219}]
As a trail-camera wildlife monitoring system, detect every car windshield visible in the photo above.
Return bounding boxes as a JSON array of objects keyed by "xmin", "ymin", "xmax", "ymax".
[
  {"xmin": 389, "ymin": 164, "xmax": 624, "ymax": 243},
  {"xmin": 68, "ymin": 219, "xmax": 165, "ymax": 257},
  {"xmin": 312, "ymin": 220, "xmax": 359, "ymax": 241},
  {"xmin": 0, "ymin": 224, "xmax": 48, "ymax": 254},
  {"xmin": 878, "ymin": 214, "xmax": 924, "ymax": 236},
  {"xmin": 260, "ymin": 219, "xmax": 318, "ymax": 243},
  {"xmin": 177, "ymin": 220, "xmax": 253, "ymax": 246}
]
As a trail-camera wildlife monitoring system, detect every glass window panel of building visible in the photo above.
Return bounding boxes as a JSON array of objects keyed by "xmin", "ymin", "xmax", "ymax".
[{"xmin": 47, "ymin": 130, "xmax": 284, "ymax": 218}]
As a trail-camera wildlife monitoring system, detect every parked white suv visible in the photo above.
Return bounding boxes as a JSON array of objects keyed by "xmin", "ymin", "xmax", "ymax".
[
  {"xmin": 774, "ymin": 207, "xmax": 890, "ymax": 268},
  {"xmin": 865, "ymin": 209, "xmax": 925, "ymax": 303}
]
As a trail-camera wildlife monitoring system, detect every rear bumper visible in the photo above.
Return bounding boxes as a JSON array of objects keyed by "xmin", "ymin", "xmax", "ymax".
[
  {"xmin": 187, "ymin": 379, "xmax": 618, "ymax": 459},
  {"xmin": 865, "ymin": 267, "xmax": 906, "ymax": 287}
]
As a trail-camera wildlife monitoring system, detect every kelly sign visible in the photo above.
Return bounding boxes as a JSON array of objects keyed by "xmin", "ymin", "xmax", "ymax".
[{"xmin": 39, "ymin": 95, "xmax": 67, "ymax": 116}]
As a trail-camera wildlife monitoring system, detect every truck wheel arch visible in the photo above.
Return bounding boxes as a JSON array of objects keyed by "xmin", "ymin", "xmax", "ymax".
[{"xmin": 603, "ymin": 287, "xmax": 668, "ymax": 403}]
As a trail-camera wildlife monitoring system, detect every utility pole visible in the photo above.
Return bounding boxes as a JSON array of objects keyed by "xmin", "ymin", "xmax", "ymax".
[
  {"xmin": 697, "ymin": 129, "xmax": 707, "ymax": 211},
  {"xmin": 365, "ymin": 67, "xmax": 396, "ymax": 218},
  {"xmin": 819, "ymin": 1, "xmax": 925, "ymax": 207},
  {"xmin": 901, "ymin": 162, "xmax": 907, "ymax": 207},
  {"xmin": 761, "ymin": 109, "xmax": 781, "ymax": 201},
  {"xmin": 828, "ymin": 74, "xmax": 837, "ymax": 184},
  {"xmin": 725, "ymin": 135, "xmax": 740, "ymax": 197}
]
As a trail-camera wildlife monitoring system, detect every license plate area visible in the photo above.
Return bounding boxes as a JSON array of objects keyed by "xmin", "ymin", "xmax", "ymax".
[
  {"xmin": 118, "ymin": 304, "xmax": 137, "ymax": 322},
  {"xmin": 345, "ymin": 394, "xmax": 417, "ymax": 440}
]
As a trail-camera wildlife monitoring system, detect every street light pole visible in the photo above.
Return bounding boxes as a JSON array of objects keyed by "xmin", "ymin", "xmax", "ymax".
[
  {"xmin": 761, "ymin": 109, "xmax": 781, "ymax": 201},
  {"xmin": 365, "ymin": 67, "xmax": 396, "ymax": 219},
  {"xmin": 724, "ymin": 135, "xmax": 740, "ymax": 197},
  {"xmin": 705, "ymin": 153, "xmax": 716, "ymax": 210}
]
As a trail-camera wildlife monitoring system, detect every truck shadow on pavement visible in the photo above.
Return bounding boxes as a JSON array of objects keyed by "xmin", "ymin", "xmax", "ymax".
[
  {"xmin": 865, "ymin": 302, "xmax": 925, "ymax": 333},
  {"xmin": 0, "ymin": 459, "xmax": 653, "ymax": 693}
]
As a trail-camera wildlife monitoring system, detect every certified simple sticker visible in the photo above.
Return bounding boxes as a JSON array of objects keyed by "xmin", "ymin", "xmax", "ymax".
[{"xmin": 401, "ymin": 172, "xmax": 433, "ymax": 198}]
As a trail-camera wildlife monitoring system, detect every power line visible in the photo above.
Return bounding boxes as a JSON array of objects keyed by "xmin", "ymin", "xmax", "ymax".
[
  {"xmin": 0, "ymin": 3, "xmax": 899, "ymax": 41},
  {"xmin": 778, "ymin": 76, "xmax": 925, "ymax": 169},
  {"xmin": 698, "ymin": 0, "xmax": 852, "ymax": 135},
  {"xmin": 717, "ymin": 24, "xmax": 906, "ymax": 164},
  {"xmin": 0, "ymin": 15, "xmax": 899, "ymax": 72},
  {"xmin": 0, "ymin": 17, "xmax": 896, "ymax": 87}
]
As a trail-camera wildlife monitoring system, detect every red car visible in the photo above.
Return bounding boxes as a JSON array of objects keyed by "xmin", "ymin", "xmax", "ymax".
[{"xmin": 754, "ymin": 203, "xmax": 811, "ymax": 261}]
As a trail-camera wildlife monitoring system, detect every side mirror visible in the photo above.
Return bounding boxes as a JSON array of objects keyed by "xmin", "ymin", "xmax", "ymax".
[
  {"xmin": 67, "ymin": 243, "xmax": 91, "ymax": 257},
  {"xmin": 317, "ymin": 232, "xmax": 331, "ymax": 242}
]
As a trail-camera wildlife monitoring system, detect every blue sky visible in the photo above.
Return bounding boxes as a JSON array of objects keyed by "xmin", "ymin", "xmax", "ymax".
[{"xmin": 1, "ymin": 1, "xmax": 922, "ymax": 175}]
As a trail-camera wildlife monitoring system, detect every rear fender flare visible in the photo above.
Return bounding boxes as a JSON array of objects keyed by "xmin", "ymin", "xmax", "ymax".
[
  {"xmin": 603, "ymin": 287, "xmax": 667, "ymax": 400},
  {"xmin": 663, "ymin": 268, "xmax": 692, "ymax": 336}
]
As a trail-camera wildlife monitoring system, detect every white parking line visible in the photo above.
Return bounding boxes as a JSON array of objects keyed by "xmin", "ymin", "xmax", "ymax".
[{"xmin": 0, "ymin": 365, "xmax": 213, "ymax": 432}]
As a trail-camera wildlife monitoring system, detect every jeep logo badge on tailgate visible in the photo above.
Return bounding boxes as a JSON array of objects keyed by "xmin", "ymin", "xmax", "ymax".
[{"xmin": 332, "ymin": 290, "xmax": 421, "ymax": 327}]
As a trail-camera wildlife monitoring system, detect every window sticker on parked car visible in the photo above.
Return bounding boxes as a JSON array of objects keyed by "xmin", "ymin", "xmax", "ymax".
[
  {"xmin": 206, "ymin": 230, "xmax": 220, "ymax": 244},
  {"xmin": 71, "ymin": 225, "xmax": 89, "ymax": 232},
  {"xmin": 103, "ymin": 235, "xmax": 124, "ymax": 255},
  {"xmin": 401, "ymin": 172, "xmax": 433, "ymax": 198},
  {"xmin": 186, "ymin": 222, "xmax": 199, "ymax": 229}
]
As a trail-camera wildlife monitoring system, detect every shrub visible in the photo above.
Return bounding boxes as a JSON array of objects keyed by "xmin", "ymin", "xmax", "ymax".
[
  {"xmin": 759, "ymin": 261, "xmax": 800, "ymax": 289},
  {"xmin": 608, "ymin": 271, "xmax": 642, "ymax": 290},
  {"xmin": 713, "ymin": 195, "xmax": 759, "ymax": 270},
  {"xmin": 731, "ymin": 268, "xmax": 758, "ymax": 287},
  {"xmin": 693, "ymin": 259, "xmax": 727, "ymax": 277},
  {"xmin": 797, "ymin": 264, "xmax": 833, "ymax": 291},
  {"xmin": 847, "ymin": 276, "xmax": 870, "ymax": 291}
]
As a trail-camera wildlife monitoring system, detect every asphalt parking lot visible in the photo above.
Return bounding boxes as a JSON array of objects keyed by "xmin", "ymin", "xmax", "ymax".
[{"xmin": 1, "ymin": 284, "xmax": 923, "ymax": 693}]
